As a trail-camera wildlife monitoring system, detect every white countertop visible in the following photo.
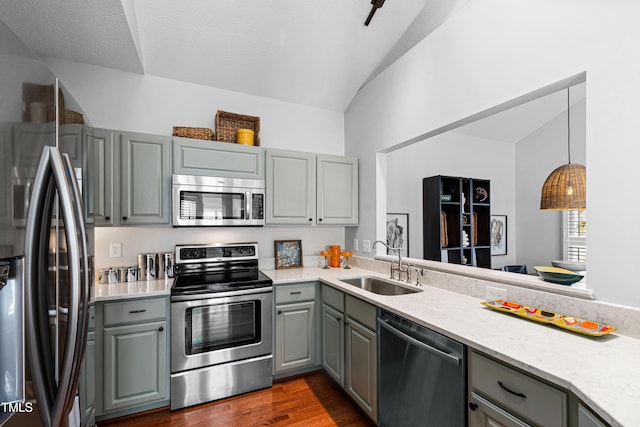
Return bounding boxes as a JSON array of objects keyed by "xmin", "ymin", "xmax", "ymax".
[
  {"xmin": 264, "ymin": 266, "xmax": 640, "ymax": 427},
  {"xmin": 93, "ymin": 278, "xmax": 172, "ymax": 301}
]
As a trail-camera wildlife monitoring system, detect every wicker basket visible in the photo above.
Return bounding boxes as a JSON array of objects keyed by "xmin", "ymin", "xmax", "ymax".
[
  {"xmin": 172, "ymin": 126, "xmax": 215, "ymax": 141},
  {"xmin": 215, "ymin": 110, "xmax": 260, "ymax": 146},
  {"xmin": 63, "ymin": 110, "xmax": 84, "ymax": 124}
]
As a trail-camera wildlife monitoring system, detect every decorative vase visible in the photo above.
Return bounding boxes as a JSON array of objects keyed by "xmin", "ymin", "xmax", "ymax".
[{"xmin": 329, "ymin": 245, "xmax": 341, "ymax": 267}]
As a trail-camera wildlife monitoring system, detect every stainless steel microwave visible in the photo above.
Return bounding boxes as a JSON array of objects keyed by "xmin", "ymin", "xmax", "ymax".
[{"xmin": 172, "ymin": 174, "xmax": 265, "ymax": 226}]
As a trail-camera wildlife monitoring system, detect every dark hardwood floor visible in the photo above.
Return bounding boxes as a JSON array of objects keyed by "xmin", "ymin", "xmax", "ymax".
[{"xmin": 99, "ymin": 371, "xmax": 374, "ymax": 427}]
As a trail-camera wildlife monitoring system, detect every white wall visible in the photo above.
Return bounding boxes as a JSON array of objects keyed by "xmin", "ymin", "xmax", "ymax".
[
  {"xmin": 386, "ymin": 132, "xmax": 515, "ymax": 265},
  {"xmin": 45, "ymin": 59, "xmax": 348, "ymax": 269},
  {"xmin": 345, "ymin": 0, "xmax": 640, "ymax": 308},
  {"xmin": 515, "ymin": 98, "xmax": 586, "ymax": 272},
  {"xmin": 94, "ymin": 226, "xmax": 345, "ymax": 270}
]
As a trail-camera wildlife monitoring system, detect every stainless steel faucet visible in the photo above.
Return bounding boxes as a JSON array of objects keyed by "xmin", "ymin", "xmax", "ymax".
[{"xmin": 373, "ymin": 240, "xmax": 409, "ymax": 281}]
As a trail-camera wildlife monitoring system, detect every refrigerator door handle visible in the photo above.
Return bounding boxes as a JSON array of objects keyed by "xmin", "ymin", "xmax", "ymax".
[{"xmin": 25, "ymin": 147, "xmax": 87, "ymax": 427}]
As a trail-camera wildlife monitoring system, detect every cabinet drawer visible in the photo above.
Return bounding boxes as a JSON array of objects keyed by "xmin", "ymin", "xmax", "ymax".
[
  {"xmin": 104, "ymin": 298, "xmax": 167, "ymax": 326},
  {"xmin": 321, "ymin": 284, "xmax": 344, "ymax": 312},
  {"xmin": 470, "ymin": 352, "xmax": 567, "ymax": 427},
  {"xmin": 345, "ymin": 295, "xmax": 376, "ymax": 331},
  {"xmin": 275, "ymin": 282, "xmax": 315, "ymax": 304}
]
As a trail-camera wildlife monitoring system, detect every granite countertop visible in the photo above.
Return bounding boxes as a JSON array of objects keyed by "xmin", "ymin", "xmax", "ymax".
[
  {"xmin": 264, "ymin": 266, "xmax": 640, "ymax": 427},
  {"xmin": 93, "ymin": 278, "xmax": 172, "ymax": 302}
]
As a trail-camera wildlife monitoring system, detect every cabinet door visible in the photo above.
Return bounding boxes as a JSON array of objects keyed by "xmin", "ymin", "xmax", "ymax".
[
  {"xmin": 345, "ymin": 318, "xmax": 377, "ymax": 422},
  {"xmin": 173, "ymin": 137, "xmax": 264, "ymax": 179},
  {"xmin": 0, "ymin": 124, "xmax": 12, "ymax": 225},
  {"xmin": 468, "ymin": 392, "xmax": 532, "ymax": 427},
  {"xmin": 316, "ymin": 154, "xmax": 358, "ymax": 225},
  {"xmin": 265, "ymin": 149, "xmax": 316, "ymax": 225},
  {"xmin": 79, "ymin": 335, "xmax": 95, "ymax": 426},
  {"xmin": 275, "ymin": 301, "xmax": 315, "ymax": 373},
  {"xmin": 578, "ymin": 404, "xmax": 607, "ymax": 427},
  {"xmin": 12, "ymin": 122, "xmax": 55, "ymax": 172},
  {"xmin": 58, "ymin": 124, "xmax": 83, "ymax": 168},
  {"xmin": 85, "ymin": 128, "xmax": 117, "ymax": 226},
  {"xmin": 321, "ymin": 303, "xmax": 344, "ymax": 386},
  {"xmin": 103, "ymin": 320, "xmax": 168, "ymax": 412},
  {"xmin": 120, "ymin": 132, "xmax": 171, "ymax": 225}
]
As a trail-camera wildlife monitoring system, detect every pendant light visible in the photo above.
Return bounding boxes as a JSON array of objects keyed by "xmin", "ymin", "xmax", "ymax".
[{"xmin": 540, "ymin": 87, "xmax": 586, "ymax": 210}]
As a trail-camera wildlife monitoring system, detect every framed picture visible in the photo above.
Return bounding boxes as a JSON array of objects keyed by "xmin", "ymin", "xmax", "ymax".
[
  {"xmin": 274, "ymin": 240, "xmax": 303, "ymax": 269},
  {"xmin": 386, "ymin": 213, "xmax": 409, "ymax": 257},
  {"xmin": 490, "ymin": 215, "xmax": 507, "ymax": 256}
]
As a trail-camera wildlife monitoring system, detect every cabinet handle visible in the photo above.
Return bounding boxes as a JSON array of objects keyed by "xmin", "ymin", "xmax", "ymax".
[
  {"xmin": 337, "ymin": 317, "xmax": 342, "ymax": 322},
  {"xmin": 290, "ymin": 291, "xmax": 301, "ymax": 295},
  {"xmin": 308, "ymin": 218, "xmax": 313, "ymax": 221},
  {"xmin": 497, "ymin": 381, "xmax": 527, "ymax": 399},
  {"xmin": 129, "ymin": 309, "xmax": 147, "ymax": 314},
  {"xmin": 468, "ymin": 402, "xmax": 478, "ymax": 411},
  {"xmin": 105, "ymin": 216, "xmax": 110, "ymax": 221},
  {"xmin": 122, "ymin": 216, "xmax": 128, "ymax": 221},
  {"xmin": 318, "ymin": 218, "xmax": 323, "ymax": 222},
  {"xmin": 277, "ymin": 310, "xmax": 282, "ymax": 315},
  {"xmin": 158, "ymin": 326, "xmax": 164, "ymax": 332}
]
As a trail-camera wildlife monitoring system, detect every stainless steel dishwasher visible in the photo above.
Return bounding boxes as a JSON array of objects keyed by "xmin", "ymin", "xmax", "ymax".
[{"xmin": 377, "ymin": 309, "xmax": 466, "ymax": 427}]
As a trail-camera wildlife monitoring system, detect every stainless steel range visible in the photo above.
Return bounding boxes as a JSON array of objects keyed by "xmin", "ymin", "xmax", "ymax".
[{"xmin": 170, "ymin": 243, "xmax": 273, "ymax": 410}]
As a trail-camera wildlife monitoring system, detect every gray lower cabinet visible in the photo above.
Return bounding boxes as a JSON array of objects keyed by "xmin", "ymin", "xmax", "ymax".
[
  {"xmin": 321, "ymin": 302, "xmax": 344, "ymax": 386},
  {"xmin": 173, "ymin": 137, "xmax": 264, "ymax": 179},
  {"xmin": 86, "ymin": 129, "xmax": 171, "ymax": 226},
  {"xmin": 79, "ymin": 304, "xmax": 96, "ymax": 426},
  {"xmin": 468, "ymin": 351, "xmax": 568, "ymax": 427},
  {"xmin": 95, "ymin": 296, "xmax": 170, "ymax": 421},
  {"xmin": 344, "ymin": 295, "xmax": 377, "ymax": 423},
  {"xmin": 265, "ymin": 149, "xmax": 358, "ymax": 226},
  {"xmin": 274, "ymin": 282, "xmax": 317, "ymax": 374},
  {"xmin": 320, "ymin": 285, "xmax": 376, "ymax": 422}
]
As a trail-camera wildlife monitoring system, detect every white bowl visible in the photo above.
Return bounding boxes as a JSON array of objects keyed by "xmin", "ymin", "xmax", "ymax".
[{"xmin": 551, "ymin": 260, "xmax": 586, "ymax": 271}]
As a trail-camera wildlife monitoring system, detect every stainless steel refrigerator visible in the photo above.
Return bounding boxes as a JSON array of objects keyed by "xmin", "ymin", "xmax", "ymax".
[{"xmin": 0, "ymin": 19, "xmax": 93, "ymax": 427}]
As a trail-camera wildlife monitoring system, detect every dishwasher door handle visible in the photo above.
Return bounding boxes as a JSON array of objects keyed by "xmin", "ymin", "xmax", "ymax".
[{"xmin": 377, "ymin": 318, "xmax": 461, "ymax": 366}]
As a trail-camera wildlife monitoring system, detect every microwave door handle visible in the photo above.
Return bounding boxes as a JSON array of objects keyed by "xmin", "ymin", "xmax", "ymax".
[{"xmin": 246, "ymin": 191, "xmax": 252, "ymax": 221}]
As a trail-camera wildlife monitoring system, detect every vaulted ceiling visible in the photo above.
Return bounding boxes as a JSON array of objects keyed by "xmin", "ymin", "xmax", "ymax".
[{"xmin": 0, "ymin": 0, "xmax": 470, "ymax": 112}]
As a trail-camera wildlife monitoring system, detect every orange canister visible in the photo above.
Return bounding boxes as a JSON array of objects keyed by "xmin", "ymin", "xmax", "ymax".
[
  {"xmin": 236, "ymin": 128, "xmax": 254, "ymax": 146},
  {"xmin": 329, "ymin": 245, "xmax": 341, "ymax": 268}
]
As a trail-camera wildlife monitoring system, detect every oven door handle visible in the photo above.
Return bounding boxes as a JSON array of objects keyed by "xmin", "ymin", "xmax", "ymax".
[{"xmin": 170, "ymin": 286, "xmax": 273, "ymax": 302}]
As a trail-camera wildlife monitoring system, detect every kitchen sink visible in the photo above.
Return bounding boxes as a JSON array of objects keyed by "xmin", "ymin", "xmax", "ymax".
[{"xmin": 337, "ymin": 276, "xmax": 422, "ymax": 295}]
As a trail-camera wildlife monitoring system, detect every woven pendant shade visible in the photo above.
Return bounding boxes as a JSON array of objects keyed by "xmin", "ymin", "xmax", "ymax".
[
  {"xmin": 540, "ymin": 86, "xmax": 586, "ymax": 210},
  {"xmin": 540, "ymin": 163, "xmax": 586, "ymax": 210}
]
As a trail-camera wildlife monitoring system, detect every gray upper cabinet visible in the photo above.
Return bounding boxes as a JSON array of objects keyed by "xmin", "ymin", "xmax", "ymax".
[
  {"xmin": 316, "ymin": 154, "xmax": 358, "ymax": 225},
  {"xmin": 86, "ymin": 129, "xmax": 171, "ymax": 226},
  {"xmin": 84, "ymin": 128, "xmax": 117, "ymax": 226},
  {"xmin": 120, "ymin": 132, "xmax": 171, "ymax": 225},
  {"xmin": 59, "ymin": 123, "xmax": 84, "ymax": 168},
  {"xmin": 266, "ymin": 149, "xmax": 316, "ymax": 224},
  {"xmin": 0, "ymin": 124, "xmax": 12, "ymax": 225},
  {"xmin": 173, "ymin": 137, "xmax": 264, "ymax": 179},
  {"xmin": 265, "ymin": 149, "xmax": 358, "ymax": 226}
]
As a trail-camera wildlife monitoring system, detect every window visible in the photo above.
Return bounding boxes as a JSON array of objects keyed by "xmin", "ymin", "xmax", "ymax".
[{"xmin": 563, "ymin": 210, "xmax": 586, "ymax": 262}]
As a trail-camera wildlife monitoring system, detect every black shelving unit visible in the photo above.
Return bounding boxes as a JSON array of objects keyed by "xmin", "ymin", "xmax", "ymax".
[{"xmin": 423, "ymin": 175, "xmax": 491, "ymax": 268}]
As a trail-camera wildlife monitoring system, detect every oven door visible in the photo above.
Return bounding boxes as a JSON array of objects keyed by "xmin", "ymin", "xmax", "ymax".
[{"xmin": 171, "ymin": 288, "xmax": 272, "ymax": 373}]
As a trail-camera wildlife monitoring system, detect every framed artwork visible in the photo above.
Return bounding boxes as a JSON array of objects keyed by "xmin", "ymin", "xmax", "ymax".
[
  {"xmin": 386, "ymin": 213, "xmax": 409, "ymax": 257},
  {"xmin": 274, "ymin": 240, "xmax": 303, "ymax": 269},
  {"xmin": 490, "ymin": 215, "xmax": 507, "ymax": 256}
]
